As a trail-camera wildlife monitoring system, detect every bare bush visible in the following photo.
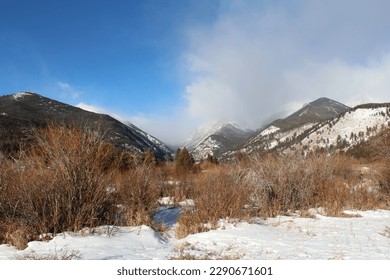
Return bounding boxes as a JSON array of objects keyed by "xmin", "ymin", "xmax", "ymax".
[
  {"xmin": 366, "ymin": 128, "xmax": 390, "ymax": 201},
  {"xmin": 175, "ymin": 152, "xmax": 378, "ymax": 237},
  {"xmin": 176, "ymin": 166, "xmax": 251, "ymax": 238},
  {"xmin": 115, "ymin": 165, "xmax": 161, "ymax": 226},
  {"xmin": 2, "ymin": 123, "xmax": 389, "ymax": 247},
  {"xmin": 243, "ymin": 154, "xmax": 322, "ymax": 216},
  {"xmin": 0, "ymin": 125, "xmax": 121, "ymax": 248},
  {"xmin": 243, "ymin": 153, "xmax": 383, "ymax": 216}
]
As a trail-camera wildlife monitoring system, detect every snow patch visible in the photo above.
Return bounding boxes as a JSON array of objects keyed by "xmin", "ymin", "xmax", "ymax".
[
  {"xmin": 12, "ymin": 92, "xmax": 32, "ymax": 100},
  {"xmin": 260, "ymin": 125, "xmax": 280, "ymax": 136}
]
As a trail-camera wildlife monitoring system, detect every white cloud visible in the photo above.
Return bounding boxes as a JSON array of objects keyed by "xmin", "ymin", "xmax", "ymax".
[
  {"xmin": 182, "ymin": 0, "xmax": 390, "ymax": 129},
  {"xmin": 57, "ymin": 81, "xmax": 82, "ymax": 99},
  {"xmin": 71, "ymin": 1, "xmax": 390, "ymax": 145},
  {"xmin": 77, "ymin": 102, "xmax": 109, "ymax": 115},
  {"xmin": 76, "ymin": 102, "xmax": 128, "ymax": 123},
  {"xmin": 127, "ymin": 113, "xmax": 199, "ymax": 145},
  {"xmin": 286, "ymin": 55, "xmax": 390, "ymax": 106},
  {"xmin": 76, "ymin": 103, "xmax": 198, "ymax": 145}
]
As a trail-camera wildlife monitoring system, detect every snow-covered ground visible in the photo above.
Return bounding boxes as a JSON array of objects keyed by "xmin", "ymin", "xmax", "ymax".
[{"xmin": 1, "ymin": 209, "xmax": 389, "ymax": 260}]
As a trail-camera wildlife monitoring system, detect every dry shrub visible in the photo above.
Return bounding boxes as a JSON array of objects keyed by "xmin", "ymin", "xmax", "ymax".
[
  {"xmin": 29, "ymin": 125, "xmax": 119, "ymax": 233},
  {"xmin": 176, "ymin": 166, "xmax": 251, "ymax": 238},
  {"xmin": 243, "ymin": 153, "xmax": 324, "ymax": 216},
  {"xmin": 0, "ymin": 124, "xmax": 120, "ymax": 248},
  {"xmin": 237, "ymin": 153, "xmax": 382, "ymax": 217},
  {"xmin": 368, "ymin": 128, "xmax": 390, "ymax": 203},
  {"xmin": 176, "ymin": 153, "xmax": 372, "ymax": 237},
  {"xmin": 175, "ymin": 214, "xmax": 210, "ymax": 239},
  {"xmin": 375, "ymin": 161, "xmax": 390, "ymax": 204},
  {"xmin": 2, "ymin": 224, "xmax": 37, "ymax": 250},
  {"xmin": 0, "ymin": 124, "xmax": 169, "ymax": 248},
  {"xmin": 115, "ymin": 165, "xmax": 161, "ymax": 226}
]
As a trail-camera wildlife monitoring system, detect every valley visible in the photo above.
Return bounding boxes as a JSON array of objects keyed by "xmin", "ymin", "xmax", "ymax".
[{"xmin": 1, "ymin": 92, "xmax": 390, "ymax": 260}]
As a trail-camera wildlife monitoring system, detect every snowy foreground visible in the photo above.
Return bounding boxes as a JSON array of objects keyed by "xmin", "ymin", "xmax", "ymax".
[{"xmin": 0, "ymin": 210, "xmax": 389, "ymax": 260}]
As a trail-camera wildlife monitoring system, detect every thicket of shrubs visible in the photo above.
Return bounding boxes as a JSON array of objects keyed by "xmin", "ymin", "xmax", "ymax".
[
  {"xmin": 175, "ymin": 152, "xmax": 390, "ymax": 237},
  {"xmin": 1, "ymin": 124, "xmax": 390, "ymax": 248},
  {"xmin": 0, "ymin": 125, "xmax": 161, "ymax": 248}
]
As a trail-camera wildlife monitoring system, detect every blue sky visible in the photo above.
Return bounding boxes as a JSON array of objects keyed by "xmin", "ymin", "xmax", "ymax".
[
  {"xmin": 2, "ymin": 0, "xmax": 390, "ymax": 143},
  {"xmin": 0, "ymin": 0, "xmax": 216, "ymax": 113}
]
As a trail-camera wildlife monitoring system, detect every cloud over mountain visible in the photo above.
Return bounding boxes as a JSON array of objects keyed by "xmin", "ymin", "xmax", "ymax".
[{"xmin": 182, "ymin": 0, "xmax": 390, "ymax": 129}]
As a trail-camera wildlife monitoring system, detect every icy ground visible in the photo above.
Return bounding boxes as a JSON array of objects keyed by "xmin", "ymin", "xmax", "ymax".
[{"xmin": 0, "ymin": 209, "xmax": 389, "ymax": 260}]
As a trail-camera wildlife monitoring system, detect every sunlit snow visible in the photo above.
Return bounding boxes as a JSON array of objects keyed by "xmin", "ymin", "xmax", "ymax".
[{"xmin": 1, "ymin": 210, "xmax": 389, "ymax": 260}]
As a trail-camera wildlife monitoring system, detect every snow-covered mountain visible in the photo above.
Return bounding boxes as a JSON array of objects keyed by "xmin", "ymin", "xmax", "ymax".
[
  {"xmin": 287, "ymin": 103, "xmax": 390, "ymax": 154},
  {"xmin": 221, "ymin": 99, "xmax": 390, "ymax": 159},
  {"xmin": 0, "ymin": 92, "xmax": 172, "ymax": 159},
  {"xmin": 181, "ymin": 122, "xmax": 253, "ymax": 161},
  {"xmin": 180, "ymin": 122, "xmax": 224, "ymax": 151},
  {"xmin": 221, "ymin": 97, "xmax": 350, "ymax": 158}
]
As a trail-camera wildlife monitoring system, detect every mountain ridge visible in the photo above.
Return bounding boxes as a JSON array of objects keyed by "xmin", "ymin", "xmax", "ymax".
[
  {"xmin": 219, "ymin": 98, "xmax": 390, "ymax": 160},
  {"xmin": 180, "ymin": 122, "xmax": 253, "ymax": 161},
  {"xmin": 0, "ymin": 92, "xmax": 172, "ymax": 159}
]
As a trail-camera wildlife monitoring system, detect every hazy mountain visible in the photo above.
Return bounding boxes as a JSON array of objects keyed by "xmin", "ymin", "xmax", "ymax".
[
  {"xmin": 0, "ymin": 92, "xmax": 172, "ymax": 159},
  {"xmin": 181, "ymin": 122, "xmax": 253, "ymax": 161}
]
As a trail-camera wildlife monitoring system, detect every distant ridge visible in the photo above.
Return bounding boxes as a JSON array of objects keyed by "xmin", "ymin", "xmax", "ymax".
[
  {"xmin": 181, "ymin": 122, "xmax": 253, "ymax": 161},
  {"xmin": 0, "ymin": 92, "xmax": 172, "ymax": 159}
]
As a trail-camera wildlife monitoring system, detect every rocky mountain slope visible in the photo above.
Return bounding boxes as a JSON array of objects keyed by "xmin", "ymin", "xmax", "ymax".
[
  {"xmin": 219, "ymin": 98, "xmax": 390, "ymax": 160},
  {"xmin": 287, "ymin": 103, "xmax": 390, "ymax": 154},
  {"xmin": 0, "ymin": 92, "xmax": 172, "ymax": 159},
  {"xmin": 222, "ymin": 97, "xmax": 350, "ymax": 158}
]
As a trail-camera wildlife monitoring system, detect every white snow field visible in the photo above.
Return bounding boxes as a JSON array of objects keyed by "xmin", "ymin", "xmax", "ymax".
[{"xmin": 0, "ymin": 209, "xmax": 389, "ymax": 260}]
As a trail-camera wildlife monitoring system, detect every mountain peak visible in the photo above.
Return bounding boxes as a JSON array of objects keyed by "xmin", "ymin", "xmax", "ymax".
[
  {"xmin": 182, "ymin": 121, "xmax": 253, "ymax": 161},
  {"xmin": 11, "ymin": 92, "xmax": 33, "ymax": 100},
  {"xmin": 271, "ymin": 97, "xmax": 350, "ymax": 131},
  {"xmin": 181, "ymin": 121, "xmax": 251, "ymax": 150},
  {"xmin": 310, "ymin": 97, "xmax": 349, "ymax": 108},
  {"xmin": 8, "ymin": 91, "xmax": 41, "ymax": 101}
]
